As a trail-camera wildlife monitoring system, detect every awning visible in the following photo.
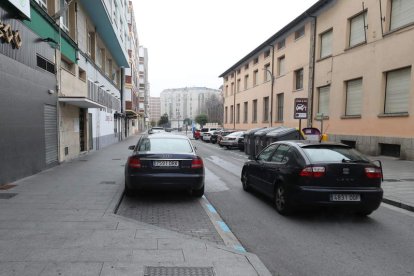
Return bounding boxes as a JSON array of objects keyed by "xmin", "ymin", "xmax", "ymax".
[
  {"xmin": 125, "ymin": 109, "xmax": 138, "ymax": 118},
  {"xmin": 59, "ymin": 97, "xmax": 105, "ymax": 109}
]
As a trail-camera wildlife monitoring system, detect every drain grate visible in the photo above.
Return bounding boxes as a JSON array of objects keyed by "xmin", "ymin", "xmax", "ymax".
[
  {"xmin": 0, "ymin": 184, "xmax": 17, "ymax": 190},
  {"xmin": 100, "ymin": 181, "xmax": 116, "ymax": 185},
  {"xmin": 144, "ymin": 267, "xmax": 215, "ymax": 276},
  {"xmin": 0, "ymin": 193, "xmax": 18, "ymax": 199}
]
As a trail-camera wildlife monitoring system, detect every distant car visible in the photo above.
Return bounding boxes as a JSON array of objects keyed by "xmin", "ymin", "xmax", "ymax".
[
  {"xmin": 237, "ymin": 133, "xmax": 246, "ymax": 151},
  {"xmin": 217, "ymin": 130, "xmax": 237, "ymax": 147},
  {"xmin": 220, "ymin": 131, "xmax": 245, "ymax": 149},
  {"xmin": 148, "ymin": 127, "xmax": 165, "ymax": 134},
  {"xmin": 210, "ymin": 130, "xmax": 221, "ymax": 144},
  {"xmin": 125, "ymin": 133, "xmax": 204, "ymax": 197},
  {"xmin": 193, "ymin": 129, "xmax": 201, "ymax": 140},
  {"xmin": 200, "ymin": 127, "xmax": 218, "ymax": 142},
  {"xmin": 241, "ymin": 140, "xmax": 383, "ymax": 216}
]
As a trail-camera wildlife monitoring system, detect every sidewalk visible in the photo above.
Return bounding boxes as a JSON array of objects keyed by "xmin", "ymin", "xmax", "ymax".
[{"xmin": 0, "ymin": 135, "xmax": 271, "ymax": 276}]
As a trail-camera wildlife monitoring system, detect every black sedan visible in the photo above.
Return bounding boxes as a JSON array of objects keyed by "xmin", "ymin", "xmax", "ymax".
[
  {"xmin": 241, "ymin": 140, "xmax": 383, "ymax": 216},
  {"xmin": 125, "ymin": 133, "xmax": 204, "ymax": 197}
]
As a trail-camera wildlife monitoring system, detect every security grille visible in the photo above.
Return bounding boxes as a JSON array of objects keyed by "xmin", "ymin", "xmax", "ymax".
[{"xmin": 44, "ymin": 105, "xmax": 58, "ymax": 164}]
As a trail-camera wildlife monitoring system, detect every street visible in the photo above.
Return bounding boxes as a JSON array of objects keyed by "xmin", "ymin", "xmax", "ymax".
[{"xmin": 119, "ymin": 135, "xmax": 414, "ymax": 276}]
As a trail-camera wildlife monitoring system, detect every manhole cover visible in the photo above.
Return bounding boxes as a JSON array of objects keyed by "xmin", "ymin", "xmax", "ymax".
[
  {"xmin": 0, "ymin": 193, "xmax": 18, "ymax": 199},
  {"xmin": 100, "ymin": 181, "xmax": 116, "ymax": 185},
  {"xmin": 144, "ymin": 266, "xmax": 215, "ymax": 276}
]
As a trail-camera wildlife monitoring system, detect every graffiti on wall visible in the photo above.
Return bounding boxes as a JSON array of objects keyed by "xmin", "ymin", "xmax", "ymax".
[{"xmin": 0, "ymin": 21, "xmax": 22, "ymax": 49}]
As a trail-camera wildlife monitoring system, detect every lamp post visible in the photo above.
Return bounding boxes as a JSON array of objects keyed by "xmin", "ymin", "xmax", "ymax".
[{"xmin": 263, "ymin": 68, "xmax": 275, "ymax": 127}]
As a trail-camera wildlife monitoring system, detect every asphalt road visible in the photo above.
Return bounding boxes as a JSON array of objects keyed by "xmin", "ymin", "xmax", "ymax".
[{"xmin": 194, "ymin": 139, "xmax": 414, "ymax": 276}]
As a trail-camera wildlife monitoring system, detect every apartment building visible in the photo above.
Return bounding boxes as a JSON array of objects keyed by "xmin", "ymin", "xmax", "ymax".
[
  {"xmin": 220, "ymin": 0, "xmax": 414, "ymax": 160},
  {"xmin": 160, "ymin": 87, "xmax": 221, "ymax": 128},
  {"xmin": 0, "ymin": 0, "xmax": 133, "ymax": 184},
  {"xmin": 149, "ymin": 96, "xmax": 161, "ymax": 125},
  {"xmin": 138, "ymin": 46, "xmax": 150, "ymax": 130}
]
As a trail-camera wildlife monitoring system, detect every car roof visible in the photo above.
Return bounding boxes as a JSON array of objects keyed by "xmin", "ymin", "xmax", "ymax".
[{"xmin": 144, "ymin": 133, "xmax": 189, "ymax": 139}]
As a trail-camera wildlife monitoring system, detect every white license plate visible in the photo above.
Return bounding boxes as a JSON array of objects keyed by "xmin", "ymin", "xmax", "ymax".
[
  {"xmin": 153, "ymin": 160, "xmax": 179, "ymax": 167},
  {"xmin": 330, "ymin": 194, "xmax": 361, "ymax": 202}
]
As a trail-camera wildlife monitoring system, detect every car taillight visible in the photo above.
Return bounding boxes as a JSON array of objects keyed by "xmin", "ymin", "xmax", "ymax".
[
  {"xmin": 365, "ymin": 167, "xmax": 382, "ymax": 179},
  {"xmin": 191, "ymin": 157, "xmax": 203, "ymax": 169},
  {"xmin": 128, "ymin": 156, "xmax": 141, "ymax": 168},
  {"xmin": 299, "ymin": 166, "xmax": 325, "ymax": 178}
]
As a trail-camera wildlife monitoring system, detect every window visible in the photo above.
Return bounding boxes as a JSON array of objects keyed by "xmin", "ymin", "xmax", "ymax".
[
  {"xmin": 61, "ymin": 56, "xmax": 74, "ymax": 74},
  {"xmin": 225, "ymin": 106, "xmax": 228, "ymax": 123},
  {"xmin": 318, "ymin": 86, "xmax": 330, "ymax": 116},
  {"xmin": 264, "ymin": 50, "xmax": 270, "ymax": 58},
  {"xmin": 243, "ymin": 102, "xmax": 248, "ymax": 123},
  {"xmin": 345, "ymin": 78, "xmax": 363, "ymax": 116},
  {"xmin": 60, "ymin": 0, "xmax": 69, "ymax": 32},
  {"xmin": 349, "ymin": 12, "xmax": 367, "ymax": 47},
  {"xmin": 237, "ymin": 69, "xmax": 241, "ymax": 74},
  {"xmin": 244, "ymin": 75, "xmax": 249, "ymax": 89},
  {"xmin": 294, "ymin": 68, "xmax": 304, "ymax": 90},
  {"xmin": 106, "ymin": 58, "xmax": 112, "ymax": 76},
  {"xmin": 264, "ymin": 63, "xmax": 271, "ymax": 82},
  {"xmin": 390, "ymin": 0, "xmax": 414, "ymax": 30},
  {"xmin": 277, "ymin": 39, "xmax": 285, "ymax": 50},
  {"xmin": 225, "ymin": 85, "xmax": 228, "ymax": 97},
  {"xmin": 253, "ymin": 70, "xmax": 259, "ymax": 86},
  {"xmin": 384, "ymin": 67, "xmax": 411, "ymax": 114},
  {"xmin": 37, "ymin": 55, "xmax": 55, "ymax": 74},
  {"xmin": 237, "ymin": 78, "xmax": 241, "ymax": 92},
  {"xmin": 252, "ymin": 99, "xmax": 258, "ymax": 123},
  {"xmin": 320, "ymin": 29, "xmax": 333, "ymax": 58},
  {"xmin": 87, "ymin": 32, "xmax": 94, "ymax": 56},
  {"xmin": 270, "ymin": 144, "xmax": 290, "ymax": 162},
  {"xmin": 278, "ymin": 56, "xmax": 285, "ymax": 76},
  {"xmin": 257, "ymin": 144, "xmax": 278, "ymax": 161},
  {"xmin": 37, "ymin": 0, "xmax": 47, "ymax": 10},
  {"xmin": 236, "ymin": 104, "xmax": 240, "ymax": 123},
  {"xmin": 263, "ymin": 97, "xmax": 269, "ymax": 122},
  {"xmin": 245, "ymin": 63, "xmax": 249, "ymax": 70},
  {"xmin": 79, "ymin": 67, "xmax": 86, "ymax": 82},
  {"xmin": 277, "ymin": 93, "xmax": 284, "ymax": 122},
  {"xmin": 253, "ymin": 57, "xmax": 258, "ymax": 64},
  {"xmin": 230, "ymin": 105, "xmax": 234, "ymax": 123},
  {"xmin": 295, "ymin": 26, "xmax": 305, "ymax": 40},
  {"xmin": 231, "ymin": 82, "xmax": 234, "ymax": 95}
]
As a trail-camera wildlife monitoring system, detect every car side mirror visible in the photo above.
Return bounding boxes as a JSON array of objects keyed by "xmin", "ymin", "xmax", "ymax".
[{"xmin": 128, "ymin": 145, "xmax": 135, "ymax": 150}]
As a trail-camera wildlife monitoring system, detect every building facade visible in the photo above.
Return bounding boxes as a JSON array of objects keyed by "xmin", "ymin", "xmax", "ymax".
[
  {"xmin": 160, "ymin": 87, "xmax": 221, "ymax": 128},
  {"xmin": 220, "ymin": 0, "xmax": 414, "ymax": 160},
  {"xmin": 149, "ymin": 96, "xmax": 161, "ymax": 125},
  {"xmin": 138, "ymin": 46, "xmax": 150, "ymax": 131}
]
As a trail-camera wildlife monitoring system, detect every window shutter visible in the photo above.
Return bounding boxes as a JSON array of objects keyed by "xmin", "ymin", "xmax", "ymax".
[
  {"xmin": 391, "ymin": 0, "xmax": 414, "ymax": 30},
  {"xmin": 349, "ymin": 13, "xmax": 366, "ymax": 47},
  {"xmin": 319, "ymin": 86, "xmax": 330, "ymax": 116},
  {"xmin": 346, "ymin": 79, "xmax": 363, "ymax": 116},
  {"xmin": 321, "ymin": 30, "xmax": 332, "ymax": 58},
  {"xmin": 385, "ymin": 67, "xmax": 411, "ymax": 113}
]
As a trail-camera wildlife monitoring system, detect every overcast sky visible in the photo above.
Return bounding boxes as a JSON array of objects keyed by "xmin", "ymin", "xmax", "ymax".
[{"xmin": 131, "ymin": 0, "xmax": 319, "ymax": 97}]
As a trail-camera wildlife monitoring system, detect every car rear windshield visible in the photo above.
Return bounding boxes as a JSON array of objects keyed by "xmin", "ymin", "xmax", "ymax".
[
  {"xmin": 137, "ymin": 138, "xmax": 193, "ymax": 153},
  {"xmin": 200, "ymin": 128, "xmax": 209, "ymax": 132},
  {"xmin": 302, "ymin": 145, "xmax": 369, "ymax": 163}
]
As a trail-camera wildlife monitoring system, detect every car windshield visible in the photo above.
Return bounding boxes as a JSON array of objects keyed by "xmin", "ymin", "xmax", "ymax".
[
  {"xmin": 137, "ymin": 137, "xmax": 193, "ymax": 153},
  {"xmin": 302, "ymin": 146, "xmax": 370, "ymax": 163}
]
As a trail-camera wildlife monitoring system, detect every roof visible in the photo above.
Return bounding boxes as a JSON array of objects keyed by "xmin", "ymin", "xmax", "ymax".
[{"xmin": 219, "ymin": 0, "xmax": 332, "ymax": 77}]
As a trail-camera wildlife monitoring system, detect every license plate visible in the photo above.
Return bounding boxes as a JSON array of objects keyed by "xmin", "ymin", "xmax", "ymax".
[
  {"xmin": 330, "ymin": 194, "xmax": 361, "ymax": 202},
  {"xmin": 153, "ymin": 160, "xmax": 179, "ymax": 167}
]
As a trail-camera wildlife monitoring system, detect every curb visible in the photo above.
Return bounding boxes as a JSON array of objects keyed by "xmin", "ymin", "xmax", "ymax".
[{"xmin": 382, "ymin": 198, "xmax": 414, "ymax": 212}]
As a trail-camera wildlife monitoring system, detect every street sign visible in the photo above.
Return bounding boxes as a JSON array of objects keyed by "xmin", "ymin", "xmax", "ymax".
[{"xmin": 294, "ymin": 98, "xmax": 308, "ymax": 119}]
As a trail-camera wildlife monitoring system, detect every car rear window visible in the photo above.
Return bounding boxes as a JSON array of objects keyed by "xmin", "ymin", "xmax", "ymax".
[
  {"xmin": 200, "ymin": 128, "xmax": 209, "ymax": 132},
  {"xmin": 138, "ymin": 138, "xmax": 193, "ymax": 153},
  {"xmin": 302, "ymin": 146, "xmax": 369, "ymax": 163}
]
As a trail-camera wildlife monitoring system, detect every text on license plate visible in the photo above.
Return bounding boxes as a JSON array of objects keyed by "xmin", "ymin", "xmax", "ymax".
[
  {"xmin": 330, "ymin": 194, "xmax": 361, "ymax": 202},
  {"xmin": 153, "ymin": 160, "xmax": 179, "ymax": 167}
]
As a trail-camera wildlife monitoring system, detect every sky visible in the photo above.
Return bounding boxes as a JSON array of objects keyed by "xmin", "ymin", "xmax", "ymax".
[{"xmin": 131, "ymin": 0, "xmax": 319, "ymax": 97}]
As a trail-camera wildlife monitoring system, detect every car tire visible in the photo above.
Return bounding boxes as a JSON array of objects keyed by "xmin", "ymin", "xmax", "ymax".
[
  {"xmin": 274, "ymin": 183, "xmax": 293, "ymax": 215},
  {"xmin": 226, "ymin": 146, "xmax": 231, "ymax": 149},
  {"xmin": 219, "ymin": 144, "xmax": 223, "ymax": 147},
  {"xmin": 241, "ymin": 170, "xmax": 251, "ymax": 191},
  {"xmin": 192, "ymin": 185, "xmax": 204, "ymax": 197}
]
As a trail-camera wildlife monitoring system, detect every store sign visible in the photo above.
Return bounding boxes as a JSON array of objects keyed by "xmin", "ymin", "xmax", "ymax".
[
  {"xmin": 0, "ymin": 21, "xmax": 22, "ymax": 49},
  {"xmin": 8, "ymin": 0, "xmax": 31, "ymax": 19}
]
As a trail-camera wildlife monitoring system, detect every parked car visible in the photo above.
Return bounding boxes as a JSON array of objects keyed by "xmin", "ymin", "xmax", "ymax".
[
  {"xmin": 241, "ymin": 140, "xmax": 383, "ymax": 216},
  {"xmin": 210, "ymin": 130, "xmax": 221, "ymax": 144},
  {"xmin": 148, "ymin": 127, "xmax": 165, "ymax": 134},
  {"xmin": 200, "ymin": 127, "xmax": 219, "ymax": 142},
  {"xmin": 237, "ymin": 133, "xmax": 246, "ymax": 151},
  {"xmin": 193, "ymin": 129, "xmax": 201, "ymax": 140},
  {"xmin": 125, "ymin": 133, "xmax": 205, "ymax": 197},
  {"xmin": 217, "ymin": 130, "xmax": 237, "ymax": 147},
  {"xmin": 220, "ymin": 131, "xmax": 245, "ymax": 149}
]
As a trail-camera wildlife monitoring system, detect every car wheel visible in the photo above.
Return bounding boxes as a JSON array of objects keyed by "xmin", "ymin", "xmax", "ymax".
[
  {"xmin": 226, "ymin": 146, "xmax": 231, "ymax": 149},
  {"xmin": 219, "ymin": 144, "xmax": 223, "ymax": 147},
  {"xmin": 274, "ymin": 183, "xmax": 292, "ymax": 215},
  {"xmin": 241, "ymin": 170, "xmax": 250, "ymax": 191},
  {"xmin": 239, "ymin": 147, "xmax": 244, "ymax": 151},
  {"xmin": 192, "ymin": 185, "xmax": 204, "ymax": 197}
]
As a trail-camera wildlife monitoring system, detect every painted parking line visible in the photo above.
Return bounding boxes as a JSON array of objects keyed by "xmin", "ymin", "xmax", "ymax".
[{"xmin": 200, "ymin": 196, "xmax": 247, "ymax": 253}]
